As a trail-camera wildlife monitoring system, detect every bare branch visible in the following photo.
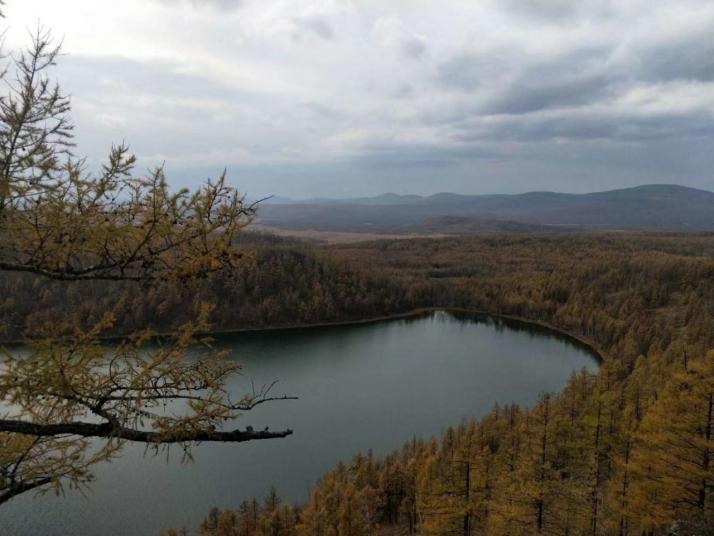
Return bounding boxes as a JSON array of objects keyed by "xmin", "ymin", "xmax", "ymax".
[{"xmin": 0, "ymin": 419, "xmax": 293, "ymax": 444}]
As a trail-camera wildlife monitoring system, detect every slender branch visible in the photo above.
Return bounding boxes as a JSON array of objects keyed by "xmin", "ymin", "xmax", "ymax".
[
  {"xmin": 94, "ymin": 393, "xmax": 298, "ymax": 411},
  {"xmin": 0, "ymin": 419, "xmax": 293, "ymax": 443},
  {"xmin": 0, "ymin": 260, "xmax": 144, "ymax": 281},
  {"xmin": 0, "ymin": 476, "xmax": 52, "ymax": 506}
]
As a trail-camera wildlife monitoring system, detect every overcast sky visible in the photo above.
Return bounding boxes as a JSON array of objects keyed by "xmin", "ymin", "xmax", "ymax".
[{"xmin": 4, "ymin": 0, "xmax": 714, "ymax": 198}]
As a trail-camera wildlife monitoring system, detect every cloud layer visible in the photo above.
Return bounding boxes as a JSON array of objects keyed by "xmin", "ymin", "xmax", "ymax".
[{"xmin": 3, "ymin": 0, "xmax": 713, "ymax": 197}]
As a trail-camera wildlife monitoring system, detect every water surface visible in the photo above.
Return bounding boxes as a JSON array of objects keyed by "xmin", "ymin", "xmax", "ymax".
[{"xmin": 3, "ymin": 311, "xmax": 599, "ymax": 535}]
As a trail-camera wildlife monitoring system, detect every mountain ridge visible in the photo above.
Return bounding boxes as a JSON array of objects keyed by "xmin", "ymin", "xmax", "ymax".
[
  {"xmin": 263, "ymin": 184, "xmax": 714, "ymax": 206},
  {"xmin": 257, "ymin": 184, "xmax": 714, "ymax": 234}
]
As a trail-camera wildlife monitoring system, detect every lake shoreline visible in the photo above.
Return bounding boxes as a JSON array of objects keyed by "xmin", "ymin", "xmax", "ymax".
[
  {"xmin": 1, "ymin": 307, "xmax": 605, "ymax": 364},
  {"xmin": 2, "ymin": 303, "xmax": 600, "ymax": 536},
  {"xmin": 201, "ymin": 307, "xmax": 606, "ymax": 364}
]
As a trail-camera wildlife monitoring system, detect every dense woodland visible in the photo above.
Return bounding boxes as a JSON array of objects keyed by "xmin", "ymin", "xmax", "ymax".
[
  {"xmin": 4, "ymin": 231, "xmax": 714, "ymax": 534},
  {"xmin": 157, "ymin": 233, "xmax": 714, "ymax": 536},
  {"xmin": 0, "ymin": 233, "xmax": 415, "ymax": 342}
]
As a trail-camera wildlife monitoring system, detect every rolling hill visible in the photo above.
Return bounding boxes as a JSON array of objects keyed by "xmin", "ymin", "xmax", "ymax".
[{"xmin": 257, "ymin": 184, "xmax": 714, "ymax": 234}]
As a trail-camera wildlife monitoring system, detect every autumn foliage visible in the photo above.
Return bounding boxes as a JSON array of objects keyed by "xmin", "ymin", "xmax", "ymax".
[{"xmin": 183, "ymin": 235, "xmax": 714, "ymax": 536}]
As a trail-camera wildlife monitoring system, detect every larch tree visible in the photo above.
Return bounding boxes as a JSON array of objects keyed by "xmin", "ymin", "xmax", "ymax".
[
  {"xmin": 627, "ymin": 353, "xmax": 714, "ymax": 533},
  {"xmin": 0, "ymin": 14, "xmax": 294, "ymax": 506},
  {"xmin": 486, "ymin": 404, "xmax": 531, "ymax": 536}
]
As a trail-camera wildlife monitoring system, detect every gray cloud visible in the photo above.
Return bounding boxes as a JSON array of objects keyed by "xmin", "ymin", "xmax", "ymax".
[
  {"xmin": 152, "ymin": 0, "xmax": 243, "ymax": 11},
  {"xmin": 62, "ymin": 56, "xmax": 244, "ymax": 101},
  {"xmin": 634, "ymin": 28, "xmax": 714, "ymax": 83},
  {"xmin": 303, "ymin": 102, "xmax": 344, "ymax": 120},
  {"xmin": 438, "ymin": 46, "xmax": 619, "ymax": 114},
  {"xmin": 401, "ymin": 37, "xmax": 427, "ymax": 60},
  {"xmin": 21, "ymin": 0, "xmax": 714, "ymax": 197},
  {"xmin": 437, "ymin": 51, "xmax": 508, "ymax": 91},
  {"xmin": 295, "ymin": 16, "xmax": 335, "ymax": 41},
  {"xmin": 374, "ymin": 17, "xmax": 428, "ymax": 60},
  {"xmin": 500, "ymin": 0, "xmax": 613, "ymax": 22},
  {"xmin": 451, "ymin": 110, "xmax": 714, "ymax": 145},
  {"xmin": 431, "ymin": 7, "xmax": 714, "ymax": 154},
  {"xmin": 486, "ymin": 72, "xmax": 613, "ymax": 114},
  {"xmin": 502, "ymin": 0, "xmax": 578, "ymax": 19}
]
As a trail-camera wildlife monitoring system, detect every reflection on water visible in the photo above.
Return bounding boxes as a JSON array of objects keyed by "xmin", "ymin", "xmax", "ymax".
[{"xmin": 3, "ymin": 310, "xmax": 599, "ymax": 536}]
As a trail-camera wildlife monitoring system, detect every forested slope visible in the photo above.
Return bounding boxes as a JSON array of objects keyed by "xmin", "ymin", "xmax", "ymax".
[
  {"xmin": 179, "ymin": 234, "xmax": 714, "ymax": 536},
  {"xmin": 0, "ymin": 233, "xmax": 416, "ymax": 342},
  {"xmin": 4, "ymin": 230, "xmax": 714, "ymax": 534}
]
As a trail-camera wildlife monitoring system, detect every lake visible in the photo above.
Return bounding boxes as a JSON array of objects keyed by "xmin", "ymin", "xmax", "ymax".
[{"xmin": 2, "ymin": 310, "xmax": 599, "ymax": 535}]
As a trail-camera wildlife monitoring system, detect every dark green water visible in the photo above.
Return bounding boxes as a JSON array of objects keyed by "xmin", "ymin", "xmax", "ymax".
[{"xmin": 3, "ymin": 310, "xmax": 599, "ymax": 535}]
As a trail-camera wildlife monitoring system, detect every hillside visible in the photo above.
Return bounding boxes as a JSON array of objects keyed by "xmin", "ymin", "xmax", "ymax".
[
  {"xmin": 257, "ymin": 184, "xmax": 714, "ymax": 233},
  {"xmin": 179, "ymin": 234, "xmax": 714, "ymax": 536}
]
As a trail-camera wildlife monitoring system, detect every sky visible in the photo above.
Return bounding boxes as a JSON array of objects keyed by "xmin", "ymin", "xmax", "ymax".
[{"xmin": 3, "ymin": 0, "xmax": 714, "ymax": 198}]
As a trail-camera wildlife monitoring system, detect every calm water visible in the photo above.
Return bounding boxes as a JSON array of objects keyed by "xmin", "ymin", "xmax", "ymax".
[{"xmin": 3, "ymin": 311, "xmax": 598, "ymax": 535}]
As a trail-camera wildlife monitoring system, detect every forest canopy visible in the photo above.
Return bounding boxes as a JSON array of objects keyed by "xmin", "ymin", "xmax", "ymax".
[{"xmin": 165, "ymin": 234, "xmax": 714, "ymax": 536}]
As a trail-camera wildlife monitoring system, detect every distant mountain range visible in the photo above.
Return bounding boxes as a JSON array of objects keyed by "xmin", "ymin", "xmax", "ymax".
[{"xmin": 257, "ymin": 184, "xmax": 714, "ymax": 234}]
